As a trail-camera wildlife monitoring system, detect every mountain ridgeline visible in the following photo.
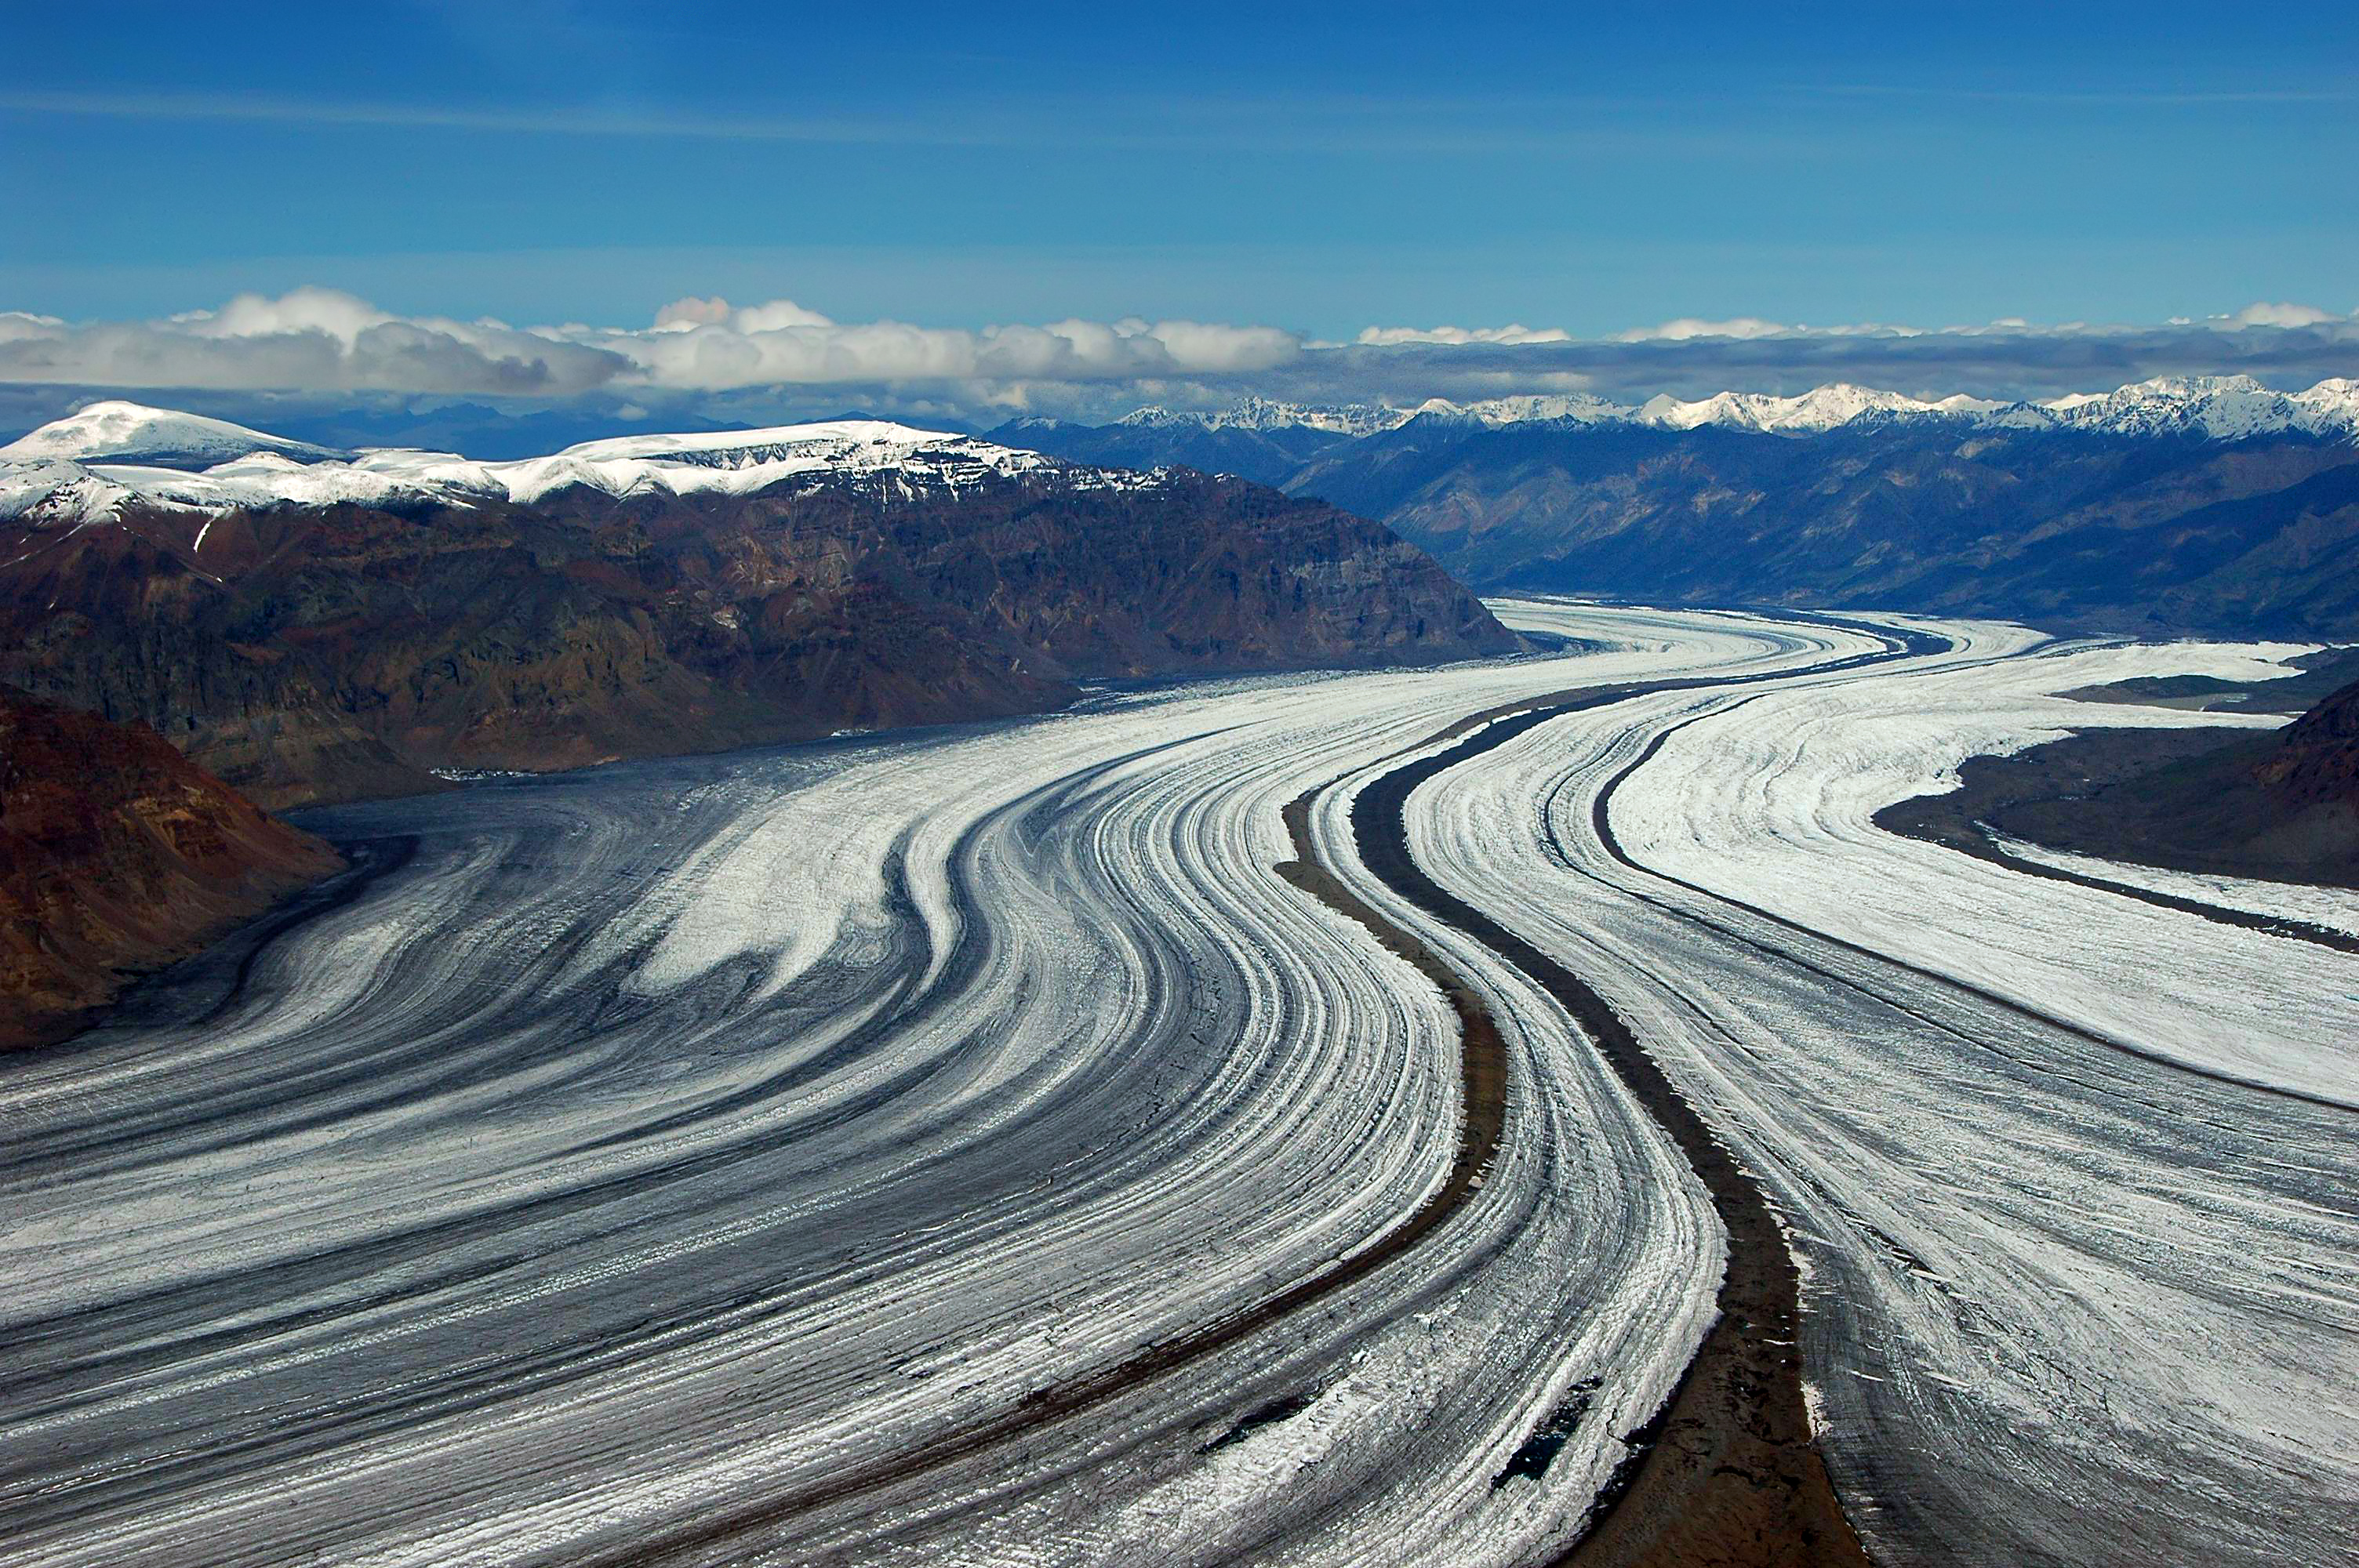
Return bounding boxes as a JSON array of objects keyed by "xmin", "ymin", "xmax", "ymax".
[
  {"xmin": 993, "ymin": 376, "xmax": 2359, "ymax": 640},
  {"xmin": 0, "ymin": 407, "xmax": 1513, "ymax": 808}
]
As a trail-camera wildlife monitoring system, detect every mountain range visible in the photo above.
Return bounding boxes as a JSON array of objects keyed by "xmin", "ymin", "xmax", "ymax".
[
  {"xmin": 0, "ymin": 404, "xmax": 1511, "ymax": 808},
  {"xmin": 990, "ymin": 375, "xmax": 2359, "ymax": 637}
]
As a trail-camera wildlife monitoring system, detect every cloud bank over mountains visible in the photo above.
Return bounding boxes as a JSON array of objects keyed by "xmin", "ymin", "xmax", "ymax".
[{"xmin": 2, "ymin": 287, "xmax": 2354, "ymax": 428}]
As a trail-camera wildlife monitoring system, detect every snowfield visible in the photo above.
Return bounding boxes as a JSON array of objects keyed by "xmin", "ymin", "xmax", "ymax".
[{"xmin": 0, "ymin": 604, "xmax": 2349, "ymax": 1566}]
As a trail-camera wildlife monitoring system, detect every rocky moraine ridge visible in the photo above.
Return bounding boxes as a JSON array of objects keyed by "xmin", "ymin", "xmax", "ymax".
[{"xmin": 0, "ymin": 404, "xmax": 1514, "ymax": 810}]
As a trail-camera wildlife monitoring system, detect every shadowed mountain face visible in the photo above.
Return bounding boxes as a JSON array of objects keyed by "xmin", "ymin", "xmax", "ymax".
[
  {"xmin": 1294, "ymin": 421, "xmax": 2359, "ymax": 637},
  {"xmin": 0, "ymin": 688, "xmax": 342, "ymax": 1048},
  {"xmin": 2257, "ymin": 677, "xmax": 2359, "ymax": 812},
  {"xmin": 0, "ymin": 465, "xmax": 1511, "ymax": 808},
  {"xmin": 1002, "ymin": 413, "xmax": 2359, "ymax": 641}
]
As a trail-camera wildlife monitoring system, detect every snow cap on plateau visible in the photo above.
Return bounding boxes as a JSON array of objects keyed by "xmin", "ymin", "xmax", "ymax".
[
  {"xmin": 0, "ymin": 400, "xmax": 347, "ymax": 467},
  {"xmin": 0, "ymin": 409, "xmax": 1143, "ymax": 524}
]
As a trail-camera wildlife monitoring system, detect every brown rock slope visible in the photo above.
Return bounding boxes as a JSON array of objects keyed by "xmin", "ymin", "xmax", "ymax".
[
  {"xmin": 0, "ymin": 688, "xmax": 341, "ymax": 1049},
  {"xmin": 1, "ymin": 468, "xmax": 1512, "ymax": 809},
  {"xmin": 2255, "ymin": 673, "xmax": 2359, "ymax": 809}
]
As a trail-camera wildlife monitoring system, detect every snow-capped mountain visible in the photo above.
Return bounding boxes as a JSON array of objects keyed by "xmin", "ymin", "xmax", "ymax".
[
  {"xmin": 2042, "ymin": 375, "xmax": 2359, "ymax": 440},
  {"xmin": 1397, "ymin": 377, "xmax": 2357, "ymax": 438},
  {"xmin": 0, "ymin": 406, "xmax": 1511, "ymax": 814},
  {"xmin": 0, "ymin": 401, "xmax": 347, "ymax": 469},
  {"xmin": 1118, "ymin": 398, "xmax": 1415, "ymax": 437},
  {"xmin": 1636, "ymin": 383, "xmax": 1962, "ymax": 433},
  {"xmin": 1404, "ymin": 394, "xmax": 1634, "ymax": 427},
  {"xmin": 0, "ymin": 409, "xmax": 1147, "ymax": 524},
  {"xmin": 1088, "ymin": 376, "xmax": 2359, "ymax": 442},
  {"xmin": 2299, "ymin": 379, "xmax": 2359, "ymax": 430},
  {"xmin": 11, "ymin": 376, "xmax": 2359, "ymax": 532}
]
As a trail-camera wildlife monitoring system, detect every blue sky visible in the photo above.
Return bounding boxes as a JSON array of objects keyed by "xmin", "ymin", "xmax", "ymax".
[
  {"xmin": 8, "ymin": 2, "xmax": 2355, "ymax": 331},
  {"xmin": 1, "ymin": 2, "xmax": 2354, "ymax": 427}
]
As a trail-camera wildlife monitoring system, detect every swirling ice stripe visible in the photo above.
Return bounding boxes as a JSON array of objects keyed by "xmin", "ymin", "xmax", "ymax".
[
  {"xmin": 0, "ymin": 604, "xmax": 1859, "ymax": 1566},
  {"xmin": 1405, "ymin": 612, "xmax": 2359, "ymax": 1566}
]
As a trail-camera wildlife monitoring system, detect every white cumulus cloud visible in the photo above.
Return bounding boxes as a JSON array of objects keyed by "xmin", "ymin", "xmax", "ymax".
[
  {"xmin": 2, "ymin": 288, "xmax": 626, "ymax": 394},
  {"xmin": 0, "ymin": 290, "xmax": 1306, "ymax": 401},
  {"xmin": 2221, "ymin": 301, "xmax": 2343, "ymax": 329},
  {"xmin": 3, "ymin": 289, "xmax": 2354, "ymax": 426},
  {"xmin": 590, "ymin": 300, "xmax": 1300, "ymax": 390}
]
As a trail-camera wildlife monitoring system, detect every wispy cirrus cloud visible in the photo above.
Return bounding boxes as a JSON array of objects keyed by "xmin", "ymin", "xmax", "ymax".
[
  {"xmin": 0, "ymin": 86, "xmax": 1820, "ymax": 160},
  {"xmin": 0, "ymin": 88, "xmax": 976, "ymax": 146}
]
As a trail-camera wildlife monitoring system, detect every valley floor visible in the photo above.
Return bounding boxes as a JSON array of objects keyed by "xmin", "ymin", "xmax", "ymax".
[{"xmin": 0, "ymin": 604, "xmax": 2350, "ymax": 1566}]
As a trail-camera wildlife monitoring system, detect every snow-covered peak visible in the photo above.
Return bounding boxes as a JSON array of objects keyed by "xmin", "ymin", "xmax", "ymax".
[
  {"xmin": 2293, "ymin": 379, "xmax": 2359, "ymax": 430},
  {"xmin": 2046, "ymin": 374, "xmax": 2284, "ymax": 439},
  {"xmin": 552, "ymin": 418, "xmax": 958, "ymax": 464},
  {"xmin": 1450, "ymin": 394, "xmax": 1637, "ymax": 427},
  {"xmin": 0, "ymin": 412, "xmax": 1143, "ymax": 526},
  {"xmin": 1390, "ymin": 377, "xmax": 2359, "ymax": 441},
  {"xmin": 8, "ymin": 375, "xmax": 2357, "ymax": 533},
  {"xmin": 482, "ymin": 420, "xmax": 1067, "ymax": 504},
  {"xmin": 1639, "ymin": 383, "xmax": 1943, "ymax": 434},
  {"xmin": 0, "ymin": 400, "xmax": 345, "ymax": 469},
  {"xmin": 2037, "ymin": 374, "xmax": 2359, "ymax": 440},
  {"xmin": 0, "ymin": 459, "xmax": 134, "ymax": 527},
  {"xmin": 1118, "ymin": 398, "xmax": 1414, "ymax": 437}
]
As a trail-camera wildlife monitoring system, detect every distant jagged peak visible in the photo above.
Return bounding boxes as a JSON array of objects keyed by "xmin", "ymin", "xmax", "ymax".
[
  {"xmin": 1457, "ymin": 393, "xmax": 1635, "ymax": 426},
  {"xmin": 1118, "ymin": 397, "xmax": 1415, "ymax": 436},
  {"xmin": 1928, "ymin": 393, "xmax": 2012, "ymax": 416},
  {"xmin": 2295, "ymin": 379, "xmax": 2359, "ymax": 425},
  {"xmin": 1111, "ymin": 404, "xmax": 1182, "ymax": 427},
  {"xmin": 2045, "ymin": 373, "xmax": 2359, "ymax": 439},
  {"xmin": 1638, "ymin": 383, "xmax": 1949, "ymax": 434},
  {"xmin": 1551, "ymin": 376, "xmax": 2357, "ymax": 440},
  {"xmin": 9, "ymin": 371, "xmax": 2358, "ymax": 536},
  {"xmin": 1013, "ymin": 376, "xmax": 2359, "ymax": 441},
  {"xmin": 0, "ymin": 400, "xmax": 346, "ymax": 469}
]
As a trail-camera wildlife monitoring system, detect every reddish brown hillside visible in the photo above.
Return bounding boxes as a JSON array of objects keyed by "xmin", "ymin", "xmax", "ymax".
[{"xmin": 0, "ymin": 689, "xmax": 341, "ymax": 1049}]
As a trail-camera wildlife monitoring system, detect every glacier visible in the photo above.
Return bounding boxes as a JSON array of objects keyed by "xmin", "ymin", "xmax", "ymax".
[{"xmin": 0, "ymin": 603, "xmax": 2349, "ymax": 1565}]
